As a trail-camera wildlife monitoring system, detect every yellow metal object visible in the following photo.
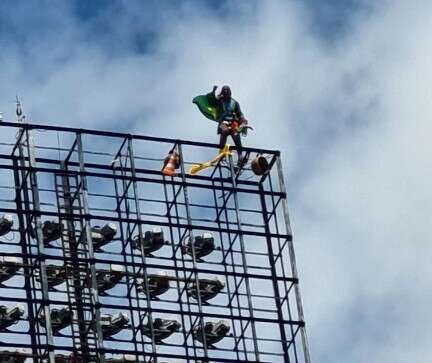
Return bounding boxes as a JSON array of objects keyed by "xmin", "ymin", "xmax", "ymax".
[
  {"xmin": 218, "ymin": 144, "xmax": 231, "ymax": 155},
  {"xmin": 189, "ymin": 162, "xmax": 210, "ymax": 175},
  {"xmin": 189, "ymin": 144, "xmax": 232, "ymax": 175}
]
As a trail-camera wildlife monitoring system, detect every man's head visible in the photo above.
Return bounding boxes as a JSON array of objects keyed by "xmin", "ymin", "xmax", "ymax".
[{"xmin": 219, "ymin": 85, "xmax": 232, "ymax": 100}]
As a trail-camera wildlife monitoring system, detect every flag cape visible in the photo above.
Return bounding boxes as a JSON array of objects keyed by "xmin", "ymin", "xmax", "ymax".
[{"xmin": 192, "ymin": 94, "xmax": 219, "ymax": 121}]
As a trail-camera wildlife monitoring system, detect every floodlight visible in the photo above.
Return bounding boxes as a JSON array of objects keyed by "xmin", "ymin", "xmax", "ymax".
[
  {"xmin": 0, "ymin": 214, "xmax": 13, "ymax": 237},
  {"xmin": 97, "ymin": 265, "xmax": 125, "ymax": 293},
  {"xmin": 46, "ymin": 265, "xmax": 67, "ymax": 288},
  {"xmin": 54, "ymin": 354, "xmax": 84, "ymax": 363},
  {"xmin": 52, "ymin": 355, "xmax": 68, "ymax": 363},
  {"xmin": 187, "ymin": 277, "xmax": 225, "ymax": 302},
  {"xmin": 41, "ymin": 220, "xmax": 63, "ymax": 245},
  {"xmin": 0, "ymin": 349, "xmax": 29, "ymax": 363},
  {"xmin": 91, "ymin": 223, "xmax": 117, "ymax": 250},
  {"xmin": 36, "ymin": 265, "xmax": 67, "ymax": 289},
  {"xmin": 142, "ymin": 318, "xmax": 181, "ymax": 343},
  {"xmin": 0, "ymin": 305, "xmax": 24, "ymax": 331},
  {"xmin": 100, "ymin": 312, "xmax": 129, "ymax": 338},
  {"xmin": 106, "ymin": 355, "xmax": 138, "ymax": 363},
  {"xmin": 193, "ymin": 320, "xmax": 230, "ymax": 345},
  {"xmin": 132, "ymin": 228, "xmax": 168, "ymax": 255},
  {"xmin": 181, "ymin": 233, "xmax": 215, "ymax": 259},
  {"xmin": 43, "ymin": 307, "xmax": 72, "ymax": 335},
  {"xmin": 137, "ymin": 272, "xmax": 170, "ymax": 298},
  {"xmin": 0, "ymin": 257, "xmax": 21, "ymax": 284}
]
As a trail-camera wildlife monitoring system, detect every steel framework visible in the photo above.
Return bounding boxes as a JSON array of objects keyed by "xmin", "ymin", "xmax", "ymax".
[{"xmin": 0, "ymin": 121, "xmax": 310, "ymax": 363}]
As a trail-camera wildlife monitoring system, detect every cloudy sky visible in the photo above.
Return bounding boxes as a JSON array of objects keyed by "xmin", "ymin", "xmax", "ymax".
[{"xmin": 0, "ymin": 0, "xmax": 431, "ymax": 362}]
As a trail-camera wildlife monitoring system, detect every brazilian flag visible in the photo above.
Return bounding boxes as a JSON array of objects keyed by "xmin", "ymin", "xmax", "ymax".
[{"xmin": 193, "ymin": 94, "xmax": 219, "ymax": 122}]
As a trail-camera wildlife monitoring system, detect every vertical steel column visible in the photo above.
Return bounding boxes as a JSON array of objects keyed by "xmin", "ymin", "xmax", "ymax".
[
  {"xmin": 126, "ymin": 138, "xmax": 158, "ymax": 358},
  {"xmin": 162, "ymin": 180, "xmax": 192, "ymax": 361},
  {"xmin": 76, "ymin": 133, "xmax": 106, "ymax": 362},
  {"xmin": 167, "ymin": 174, "xmax": 202, "ymax": 360},
  {"xmin": 177, "ymin": 143, "xmax": 209, "ymax": 358},
  {"xmin": 212, "ymin": 174, "xmax": 244, "ymax": 361},
  {"xmin": 20, "ymin": 128, "xmax": 56, "ymax": 363},
  {"xmin": 112, "ymin": 150, "xmax": 142, "ymax": 357},
  {"xmin": 226, "ymin": 153, "xmax": 260, "ymax": 361},
  {"xmin": 267, "ymin": 169, "xmax": 300, "ymax": 361},
  {"xmin": 59, "ymin": 162, "xmax": 92, "ymax": 359},
  {"xmin": 12, "ymin": 156, "xmax": 38, "ymax": 358},
  {"xmin": 276, "ymin": 157, "xmax": 311, "ymax": 363},
  {"xmin": 216, "ymin": 165, "xmax": 249, "ymax": 359},
  {"xmin": 258, "ymin": 182, "xmax": 292, "ymax": 363}
]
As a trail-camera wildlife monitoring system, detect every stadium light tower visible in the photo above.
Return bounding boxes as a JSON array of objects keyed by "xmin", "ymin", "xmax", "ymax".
[{"xmin": 0, "ymin": 121, "xmax": 310, "ymax": 363}]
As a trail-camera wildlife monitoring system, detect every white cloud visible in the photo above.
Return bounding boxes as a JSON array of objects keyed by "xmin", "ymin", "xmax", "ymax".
[{"xmin": 0, "ymin": 0, "xmax": 431, "ymax": 361}]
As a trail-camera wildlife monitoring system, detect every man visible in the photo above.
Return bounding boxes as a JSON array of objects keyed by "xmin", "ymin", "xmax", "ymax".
[{"xmin": 193, "ymin": 85, "xmax": 250, "ymax": 168}]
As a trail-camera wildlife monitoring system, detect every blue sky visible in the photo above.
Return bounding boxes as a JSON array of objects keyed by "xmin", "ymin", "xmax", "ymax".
[{"xmin": 0, "ymin": 1, "xmax": 431, "ymax": 362}]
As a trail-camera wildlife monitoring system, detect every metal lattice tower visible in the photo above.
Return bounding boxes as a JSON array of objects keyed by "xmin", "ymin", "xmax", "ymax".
[{"xmin": 0, "ymin": 121, "xmax": 310, "ymax": 363}]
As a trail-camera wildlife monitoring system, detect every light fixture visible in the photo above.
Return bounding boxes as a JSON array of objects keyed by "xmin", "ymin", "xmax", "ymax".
[
  {"xmin": 132, "ymin": 228, "xmax": 168, "ymax": 255},
  {"xmin": 142, "ymin": 318, "xmax": 181, "ymax": 343},
  {"xmin": 42, "ymin": 307, "xmax": 73, "ymax": 335},
  {"xmin": 193, "ymin": 320, "xmax": 230, "ymax": 345},
  {"xmin": 0, "ymin": 349, "xmax": 29, "ymax": 363},
  {"xmin": 106, "ymin": 355, "xmax": 138, "ymax": 363},
  {"xmin": 47, "ymin": 265, "xmax": 67, "ymax": 289},
  {"xmin": 54, "ymin": 353, "xmax": 139, "ymax": 363},
  {"xmin": 91, "ymin": 223, "xmax": 117, "ymax": 250},
  {"xmin": 0, "ymin": 214, "xmax": 13, "ymax": 237},
  {"xmin": 97, "ymin": 265, "xmax": 125, "ymax": 294},
  {"xmin": 36, "ymin": 265, "xmax": 67, "ymax": 289},
  {"xmin": 53, "ymin": 353, "xmax": 82, "ymax": 363},
  {"xmin": 0, "ymin": 257, "xmax": 21, "ymax": 284},
  {"xmin": 0, "ymin": 305, "xmax": 24, "ymax": 331},
  {"xmin": 100, "ymin": 312, "xmax": 129, "ymax": 338},
  {"xmin": 41, "ymin": 220, "xmax": 63, "ymax": 245},
  {"xmin": 52, "ymin": 354, "xmax": 68, "ymax": 363},
  {"xmin": 136, "ymin": 272, "xmax": 170, "ymax": 299},
  {"xmin": 187, "ymin": 277, "xmax": 225, "ymax": 302},
  {"xmin": 181, "ymin": 233, "xmax": 215, "ymax": 259}
]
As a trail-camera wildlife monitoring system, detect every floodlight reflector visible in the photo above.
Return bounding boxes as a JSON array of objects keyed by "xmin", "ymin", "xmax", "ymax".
[
  {"xmin": 97, "ymin": 265, "xmax": 125, "ymax": 293},
  {"xmin": 137, "ymin": 272, "xmax": 170, "ymax": 298},
  {"xmin": 0, "ymin": 305, "xmax": 24, "ymax": 331},
  {"xmin": 41, "ymin": 220, "xmax": 63, "ymax": 245},
  {"xmin": 142, "ymin": 318, "xmax": 181, "ymax": 343},
  {"xmin": 42, "ymin": 307, "xmax": 73, "ymax": 335},
  {"xmin": 187, "ymin": 277, "xmax": 225, "ymax": 302},
  {"xmin": 0, "ymin": 257, "xmax": 21, "ymax": 283},
  {"xmin": 182, "ymin": 233, "xmax": 215, "ymax": 259},
  {"xmin": 91, "ymin": 223, "xmax": 118, "ymax": 250},
  {"xmin": 132, "ymin": 228, "xmax": 167, "ymax": 255},
  {"xmin": 193, "ymin": 320, "xmax": 230, "ymax": 345},
  {"xmin": 100, "ymin": 312, "xmax": 129, "ymax": 338},
  {"xmin": 0, "ymin": 214, "xmax": 13, "ymax": 237}
]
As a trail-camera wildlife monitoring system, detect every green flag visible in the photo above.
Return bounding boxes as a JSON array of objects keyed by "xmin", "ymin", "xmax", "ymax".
[{"xmin": 193, "ymin": 94, "xmax": 219, "ymax": 121}]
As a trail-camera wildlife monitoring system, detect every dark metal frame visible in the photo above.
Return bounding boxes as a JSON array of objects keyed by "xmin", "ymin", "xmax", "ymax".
[{"xmin": 0, "ymin": 121, "xmax": 310, "ymax": 363}]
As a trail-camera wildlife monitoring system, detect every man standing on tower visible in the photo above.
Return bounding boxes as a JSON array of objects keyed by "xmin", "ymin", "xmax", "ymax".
[{"xmin": 193, "ymin": 85, "xmax": 251, "ymax": 169}]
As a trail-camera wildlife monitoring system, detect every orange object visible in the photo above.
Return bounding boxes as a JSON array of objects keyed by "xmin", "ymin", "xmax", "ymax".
[
  {"xmin": 162, "ymin": 151, "xmax": 180, "ymax": 176},
  {"xmin": 231, "ymin": 120, "xmax": 240, "ymax": 132},
  {"xmin": 251, "ymin": 154, "xmax": 269, "ymax": 175}
]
